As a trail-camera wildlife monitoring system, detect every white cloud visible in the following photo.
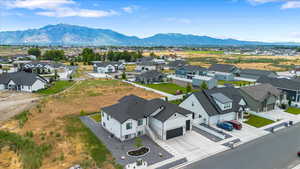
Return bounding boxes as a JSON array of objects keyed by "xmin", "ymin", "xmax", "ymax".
[
  {"xmin": 1, "ymin": 0, "xmax": 118, "ymax": 18},
  {"xmin": 165, "ymin": 17, "xmax": 192, "ymax": 24},
  {"xmin": 122, "ymin": 5, "xmax": 139, "ymax": 13},
  {"xmin": 281, "ymin": 1, "xmax": 300, "ymax": 8}
]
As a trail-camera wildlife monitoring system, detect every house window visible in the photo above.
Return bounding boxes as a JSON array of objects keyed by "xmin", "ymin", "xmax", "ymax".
[
  {"xmin": 103, "ymin": 122, "xmax": 106, "ymax": 127},
  {"xmin": 137, "ymin": 131, "xmax": 143, "ymax": 136},
  {"xmin": 125, "ymin": 134, "xmax": 131, "ymax": 139},
  {"xmin": 192, "ymin": 102, "xmax": 194, "ymax": 107},
  {"xmin": 138, "ymin": 119, "xmax": 143, "ymax": 126},
  {"xmin": 107, "ymin": 115, "xmax": 110, "ymax": 121},
  {"xmin": 126, "ymin": 122, "xmax": 132, "ymax": 130}
]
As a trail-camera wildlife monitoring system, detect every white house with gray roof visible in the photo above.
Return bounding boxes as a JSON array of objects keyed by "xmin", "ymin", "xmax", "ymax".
[
  {"xmin": 180, "ymin": 87, "xmax": 247, "ymax": 125},
  {"xmin": 101, "ymin": 95, "xmax": 193, "ymax": 141},
  {"xmin": 93, "ymin": 61, "xmax": 125, "ymax": 73},
  {"xmin": 0, "ymin": 72, "xmax": 48, "ymax": 92}
]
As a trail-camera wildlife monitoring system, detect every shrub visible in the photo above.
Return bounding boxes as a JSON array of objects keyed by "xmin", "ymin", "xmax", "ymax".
[{"xmin": 25, "ymin": 131, "xmax": 34, "ymax": 138}]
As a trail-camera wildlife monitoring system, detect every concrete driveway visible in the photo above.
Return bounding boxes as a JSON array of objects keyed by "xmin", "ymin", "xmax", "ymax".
[
  {"xmin": 164, "ymin": 131, "xmax": 228, "ymax": 161},
  {"xmin": 219, "ymin": 123, "xmax": 268, "ymax": 143}
]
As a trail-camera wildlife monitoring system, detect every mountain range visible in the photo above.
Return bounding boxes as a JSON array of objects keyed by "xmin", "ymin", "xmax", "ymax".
[{"xmin": 0, "ymin": 24, "xmax": 299, "ymax": 46}]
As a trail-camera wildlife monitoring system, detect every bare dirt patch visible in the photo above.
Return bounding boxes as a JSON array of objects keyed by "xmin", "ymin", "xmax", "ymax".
[{"xmin": 0, "ymin": 92, "xmax": 39, "ymax": 122}]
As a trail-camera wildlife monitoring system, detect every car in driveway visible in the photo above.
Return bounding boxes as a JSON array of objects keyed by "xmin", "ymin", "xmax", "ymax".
[
  {"xmin": 227, "ymin": 120, "xmax": 242, "ymax": 130},
  {"xmin": 217, "ymin": 122, "xmax": 234, "ymax": 131}
]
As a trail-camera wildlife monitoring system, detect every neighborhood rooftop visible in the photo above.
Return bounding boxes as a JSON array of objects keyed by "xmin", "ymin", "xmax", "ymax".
[{"xmin": 240, "ymin": 83, "xmax": 281, "ymax": 101}]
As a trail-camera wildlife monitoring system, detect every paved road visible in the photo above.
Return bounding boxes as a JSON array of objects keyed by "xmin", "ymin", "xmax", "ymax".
[{"xmin": 184, "ymin": 123, "xmax": 300, "ymax": 169}]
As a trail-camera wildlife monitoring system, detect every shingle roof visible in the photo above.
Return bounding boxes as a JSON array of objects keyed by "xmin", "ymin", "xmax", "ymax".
[
  {"xmin": 193, "ymin": 87, "xmax": 245, "ymax": 116},
  {"xmin": 167, "ymin": 60, "xmax": 187, "ymax": 68},
  {"xmin": 0, "ymin": 72, "xmax": 48, "ymax": 86},
  {"xmin": 178, "ymin": 65, "xmax": 207, "ymax": 72},
  {"xmin": 257, "ymin": 76, "xmax": 300, "ymax": 91},
  {"xmin": 137, "ymin": 70, "xmax": 164, "ymax": 79},
  {"xmin": 240, "ymin": 83, "xmax": 281, "ymax": 101},
  {"xmin": 102, "ymin": 95, "xmax": 193, "ymax": 123},
  {"xmin": 209, "ymin": 64, "xmax": 237, "ymax": 73},
  {"xmin": 240, "ymin": 69, "xmax": 276, "ymax": 77},
  {"xmin": 23, "ymin": 61, "xmax": 65, "ymax": 68}
]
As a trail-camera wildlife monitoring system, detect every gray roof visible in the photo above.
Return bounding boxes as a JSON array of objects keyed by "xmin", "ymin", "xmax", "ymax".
[
  {"xmin": 209, "ymin": 64, "xmax": 237, "ymax": 73},
  {"xmin": 137, "ymin": 57, "xmax": 154, "ymax": 63},
  {"xmin": 257, "ymin": 76, "xmax": 300, "ymax": 91},
  {"xmin": 240, "ymin": 69, "xmax": 277, "ymax": 77},
  {"xmin": 102, "ymin": 95, "xmax": 193, "ymax": 123},
  {"xmin": 23, "ymin": 61, "xmax": 65, "ymax": 68},
  {"xmin": 137, "ymin": 70, "xmax": 164, "ymax": 79},
  {"xmin": 211, "ymin": 93, "xmax": 232, "ymax": 104},
  {"xmin": 193, "ymin": 87, "xmax": 246, "ymax": 116},
  {"xmin": 177, "ymin": 65, "xmax": 207, "ymax": 72},
  {"xmin": 167, "ymin": 60, "xmax": 187, "ymax": 68},
  {"xmin": 94, "ymin": 61, "xmax": 122, "ymax": 67},
  {"xmin": 240, "ymin": 84, "xmax": 281, "ymax": 101},
  {"xmin": 0, "ymin": 72, "xmax": 48, "ymax": 86}
]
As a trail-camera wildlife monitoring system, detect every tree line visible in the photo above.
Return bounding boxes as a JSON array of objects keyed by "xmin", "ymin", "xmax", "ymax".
[{"xmin": 28, "ymin": 48, "xmax": 65, "ymax": 61}]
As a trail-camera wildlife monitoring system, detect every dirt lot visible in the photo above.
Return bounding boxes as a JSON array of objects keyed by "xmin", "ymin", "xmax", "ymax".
[
  {"xmin": 0, "ymin": 79, "xmax": 161, "ymax": 169},
  {"xmin": 0, "ymin": 91, "xmax": 39, "ymax": 122}
]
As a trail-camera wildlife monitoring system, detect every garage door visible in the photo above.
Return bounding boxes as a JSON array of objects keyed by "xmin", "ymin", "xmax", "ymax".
[{"xmin": 166, "ymin": 127, "xmax": 183, "ymax": 140}]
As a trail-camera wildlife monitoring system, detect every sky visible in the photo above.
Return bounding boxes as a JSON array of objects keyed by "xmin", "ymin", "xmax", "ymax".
[{"xmin": 1, "ymin": 0, "xmax": 300, "ymax": 42}]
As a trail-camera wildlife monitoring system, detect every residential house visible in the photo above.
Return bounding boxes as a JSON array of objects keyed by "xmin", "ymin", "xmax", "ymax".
[
  {"xmin": 21, "ymin": 61, "xmax": 65, "ymax": 74},
  {"xmin": 101, "ymin": 95, "xmax": 193, "ymax": 141},
  {"xmin": 257, "ymin": 76, "xmax": 300, "ymax": 102},
  {"xmin": 208, "ymin": 64, "xmax": 240, "ymax": 81},
  {"xmin": 93, "ymin": 61, "xmax": 125, "ymax": 73},
  {"xmin": 166, "ymin": 60, "xmax": 187, "ymax": 70},
  {"xmin": 180, "ymin": 87, "xmax": 247, "ymax": 125},
  {"xmin": 135, "ymin": 70, "xmax": 165, "ymax": 84},
  {"xmin": 0, "ymin": 72, "xmax": 48, "ymax": 92},
  {"xmin": 175, "ymin": 65, "xmax": 207, "ymax": 79},
  {"xmin": 192, "ymin": 75, "xmax": 217, "ymax": 89},
  {"xmin": 240, "ymin": 83, "xmax": 281, "ymax": 112},
  {"xmin": 239, "ymin": 69, "xmax": 278, "ymax": 80}
]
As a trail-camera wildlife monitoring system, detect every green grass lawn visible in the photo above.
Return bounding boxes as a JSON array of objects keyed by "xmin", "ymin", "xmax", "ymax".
[
  {"xmin": 140, "ymin": 83, "xmax": 198, "ymax": 95},
  {"xmin": 218, "ymin": 80, "xmax": 254, "ymax": 86},
  {"xmin": 90, "ymin": 113, "xmax": 101, "ymax": 122},
  {"xmin": 244, "ymin": 115, "xmax": 274, "ymax": 128},
  {"xmin": 285, "ymin": 107, "xmax": 300, "ymax": 115},
  {"xmin": 37, "ymin": 80, "xmax": 75, "ymax": 95}
]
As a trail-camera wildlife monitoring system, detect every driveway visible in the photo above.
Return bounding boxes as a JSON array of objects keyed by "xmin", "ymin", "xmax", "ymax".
[
  {"xmin": 164, "ymin": 131, "xmax": 228, "ymax": 161},
  {"xmin": 217, "ymin": 123, "xmax": 268, "ymax": 143}
]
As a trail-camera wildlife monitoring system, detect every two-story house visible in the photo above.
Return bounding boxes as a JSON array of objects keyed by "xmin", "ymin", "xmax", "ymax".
[{"xmin": 101, "ymin": 95, "xmax": 193, "ymax": 141}]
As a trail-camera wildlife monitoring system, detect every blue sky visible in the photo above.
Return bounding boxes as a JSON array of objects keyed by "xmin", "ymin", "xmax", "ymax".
[{"xmin": 1, "ymin": 0, "xmax": 300, "ymax": 42}]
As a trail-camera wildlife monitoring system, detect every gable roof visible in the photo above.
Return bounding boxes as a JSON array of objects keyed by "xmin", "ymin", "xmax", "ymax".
[
  {"xmin": 0, "ymin": 72, "xmax": 48, "ymax": 86},
  {"xmin": 167, "ymin": 60, "xmax": 187, "ymax": 68},
  {"xmin": 102, "ymin": 95, "xmax": 193, "ymax": 123},
  {"xmin": 177, "ymin": 65, "xmax": 207, "ymax": 72},
  {"xmin": 209, "ymin": 64, "xmax": 237, "ymax": 73},
  {"xmin": 137, "ymin": 70, "xmax": 164, "ymax": 79},
  {"xmin": 257, "ymin": 76, "xmax": 300, "ymax": 91},
  {"xmin": 240, "ymin": 69, "xmax": 277, "ymax": 77},
  {"xmin": 193, "ymin": 87, "xmax": 245, "ymax": 116},
  {"xmin": 240, "ymin": 83, "xmax": 281, "ymax": 101},
  {"xmin": 23, "ymin": 61, "xmax": 65, "ymax": 68}
]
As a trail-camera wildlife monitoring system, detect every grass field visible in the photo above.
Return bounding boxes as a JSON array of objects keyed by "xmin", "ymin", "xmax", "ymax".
[
  {"xmin": 244, "ymin": 115, "xmax": 274, "ymax": 128},
  {"xmin": 90, "ymin": 113, "xmax": 101, "ymax": 122},
  {"xmin": 141, "ymin": 83, "xmax": 198, "ymax": 95},
  {"xmin": 218, "ymin": 80, "xmax": 254, "ymax": 86},
  {"xmin": 37, "ymin": 80, "xmax": 75, "ymax": 95},
  {"xmin": 186, "ymin": 50, "xmax": 224, "ymax": 54},
  {"xmin": 285, "ymin": 107, "xmax": 300, "ymax": 115}
]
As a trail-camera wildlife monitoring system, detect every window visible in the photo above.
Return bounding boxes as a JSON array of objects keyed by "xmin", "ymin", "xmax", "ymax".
[
  {"xmin": 137, "ymin": 131, "xmax": 143, "ymax": 136},
  {"xmin": 107, "ymin": 115, "xmax": 109, "ymax": 121},
  {"xmin": 125, "ymin": 134, "xmax": 131, "ymax": 139},
  {"xmin": 126, "ymin": 122, "xmax": 132, "ymax": 130},
  {"xmin": 138, "ymin": 119, "xmax": 143, "ymax": 126},
  {"xmin": 103, "ymin": 122, "xmax": 106, "ymax": 127}
]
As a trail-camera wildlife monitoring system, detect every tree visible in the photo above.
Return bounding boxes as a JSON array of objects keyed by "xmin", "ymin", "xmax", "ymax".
[
  {"xmin": 121, "ymin": 72, "xmax": 126, "ymax": 80},
  {"xmin": 186, "ymin": 84, "xmax": 192, "ymax": 93},
  {"xmin": 200, "ymin": 82, "xmax": 208, "ymax": 90},
  {"xmin": 43, "ymin": 50, "xmax": 65, "ymax": 61},
  {"xmin": 54, "ymin": 69, "xmax": 59, "ymax": 80},
  {"xmin": 80, "ymin": 48, "xmax": 95, "ymax": 62},
  {"xmin": 134, "ymin": 137, "xmax": 143, "ymax": 148},
  {"xmin": 28, "ymin": 48, "xmax": 41, "ymax": 58}
]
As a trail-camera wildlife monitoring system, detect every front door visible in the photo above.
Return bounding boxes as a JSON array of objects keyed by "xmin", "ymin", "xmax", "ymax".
[{"xmin": 186, "ymin": 120, "xmax": 191, "ymax": 131}]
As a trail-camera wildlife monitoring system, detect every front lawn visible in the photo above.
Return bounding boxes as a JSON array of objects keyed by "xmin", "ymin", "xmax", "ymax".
[
  {"xmin": 218, "ymin": 80, "xmax": 254, "ymax": 87},
  {"xmin": 37, "ymin": 80, "xmax": 75, "ymax": 95},
  {"xmin": 90, "ymin": 113, "xmax": 101, "ymax": 122},
  {"xmin": 140, "ymin": 83, "xmax": 198, "ymax": 95},
  {"xmin": 285, "ymin": 107, "xmax": 300, "ymax": 115},
  {"xmin": 244, "ymin": 115, "xmax": 274, "ymax": 128}
]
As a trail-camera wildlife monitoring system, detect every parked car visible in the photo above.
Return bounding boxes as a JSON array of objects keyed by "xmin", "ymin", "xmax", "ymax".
[
  {"xmin": 217, "ymin": 122, "xmax": 234, "ymax": 131},
  {"xmin": 227, "ymin": 120, "xmax": 242, "ymax": 130}
]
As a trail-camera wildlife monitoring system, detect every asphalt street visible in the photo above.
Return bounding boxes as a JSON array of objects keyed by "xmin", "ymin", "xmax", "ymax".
[{"xmin": 185, "ymin": 123, "xmax": 300, "ymax": 169}]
